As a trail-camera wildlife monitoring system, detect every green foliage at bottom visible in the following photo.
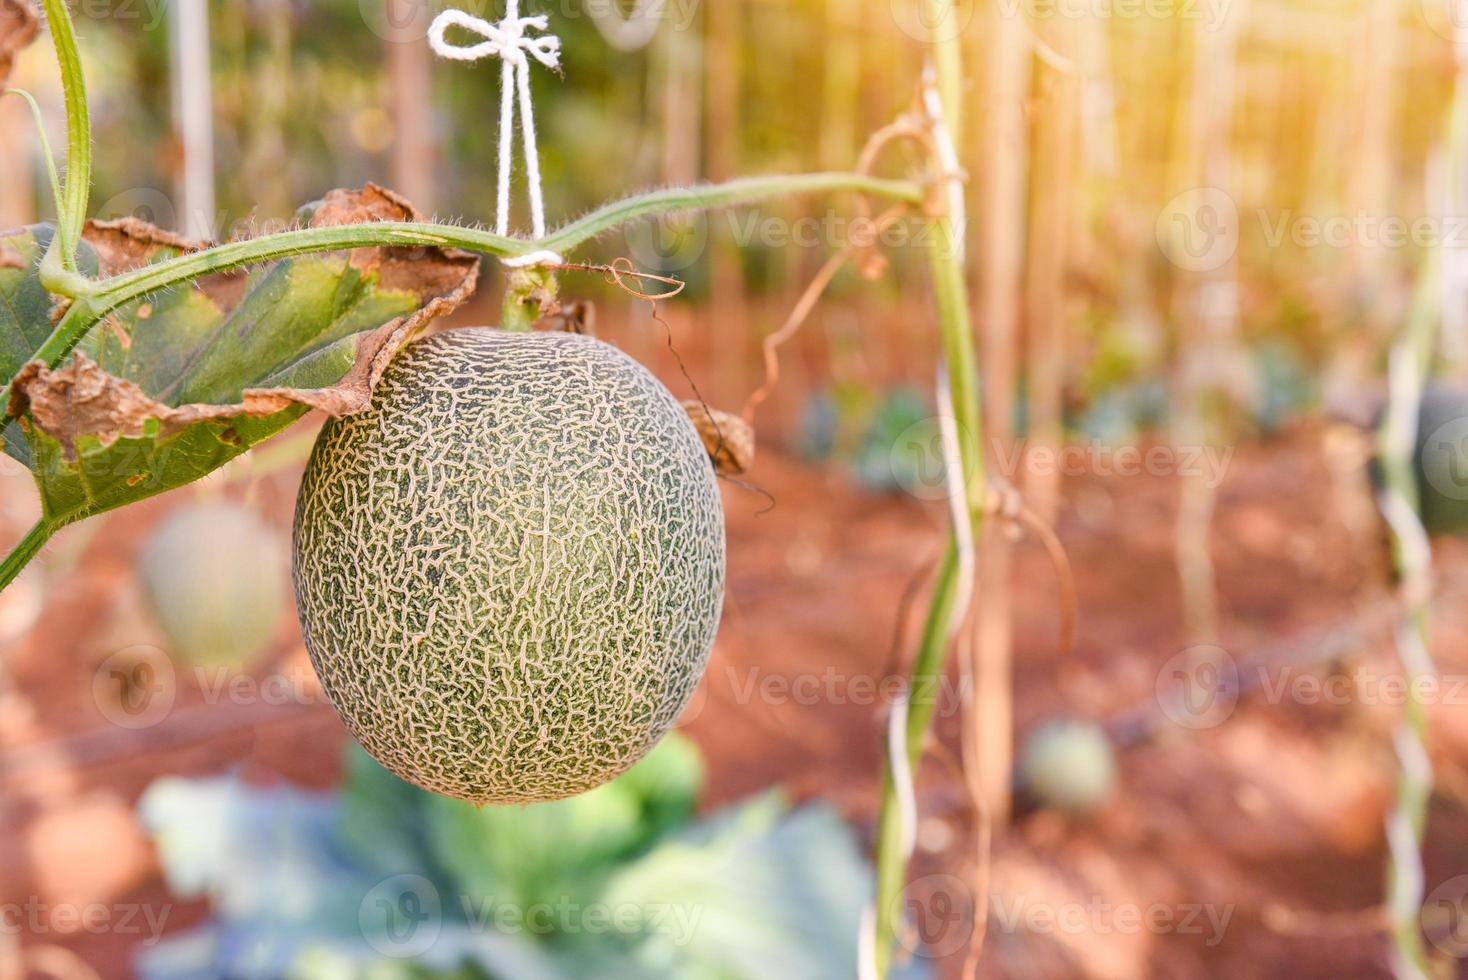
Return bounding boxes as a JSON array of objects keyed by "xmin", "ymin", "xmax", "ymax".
[{"xmin": 136, "ymin": 735, "xmax": 871, "ymax": 980}]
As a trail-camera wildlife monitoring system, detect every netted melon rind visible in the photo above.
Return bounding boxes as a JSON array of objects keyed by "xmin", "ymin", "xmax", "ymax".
[{"xmin": 292, "ymin": 328, "xmax": 725, "ymax": 805}]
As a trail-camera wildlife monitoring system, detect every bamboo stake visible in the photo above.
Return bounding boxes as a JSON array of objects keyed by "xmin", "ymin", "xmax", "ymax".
[
  {"xmin": 1023, "ymin": 18, "xmax": 1081, "ymax": 526},
  {"xmin": 1169, "ymin": 0, "xmax": 1245, "ymax": 645},
  {"xmin": 705, "ymin": 0, "xmax": 745, "ymax": 405},
  {"xmin": 970, "ymin": 0, "xmax": 1032, "ymax": 827},
  {"xmin": 386, "ymin": 0, "xmax": 437, "ymax": 216},
  {"xmin": 168, "ymin": 0, "xmax": 216, "ymax": 240}
]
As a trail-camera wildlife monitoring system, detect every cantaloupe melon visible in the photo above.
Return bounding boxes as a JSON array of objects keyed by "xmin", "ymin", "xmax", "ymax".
[
  {"xmin": 139, "ymin": 502, "xmax": 286, "ymax": 667},
  {"xmin": 291, "ymin": 328, "xmax": 725, "ymax": 805},
  {"xmin": 1019, "ymin": 719, "xmax": 1116, "ymax": 815}
]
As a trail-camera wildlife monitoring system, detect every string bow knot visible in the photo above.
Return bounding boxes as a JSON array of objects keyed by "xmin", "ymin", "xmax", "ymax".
[
  {"xmin": 429, "ymin": 3, "xmax": 562, "ymax": 260},
  {"xmin": 429, "ymin": 7, "xmax": 560, "ymax": 69}
]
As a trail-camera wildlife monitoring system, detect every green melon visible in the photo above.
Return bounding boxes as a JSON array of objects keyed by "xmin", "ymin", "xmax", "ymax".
[
  {"xmin": 1019, "ymin": 719, "xmax": 1116, "ymax": 815},
  {"xmin": 291, "ymin": 328, "xmax": 725, "ymax": 805},
  {"xmin": 139, "ymin": 501, "xmax": 286, "ymax": 668}
]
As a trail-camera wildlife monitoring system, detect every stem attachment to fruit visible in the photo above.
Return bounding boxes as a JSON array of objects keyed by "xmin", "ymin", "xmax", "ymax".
[{"xmin": 9, "ymin": 172, "xmax": 925, "ymax": 401}]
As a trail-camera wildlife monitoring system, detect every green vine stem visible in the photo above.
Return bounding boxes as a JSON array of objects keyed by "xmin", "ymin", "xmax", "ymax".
[
  {"xmin": 1377, "ymin": 252, "xmax": 1439, "ymax": 980},
  {"xmin": 5, "ymin": 171, "xmax": 925, "ymax": 407},
  {"xmin": 37, "ymin": 0, "xmax": 91, "ymax": 282},
  {"xmin": 2, "ymin": 89, "xmax": 66, "ymax": 234},
  {"xmin": 870, "ymin": 4, "xmax": 987, "ymax": 973},
  {"xmin": 0, "ymin": 520, "xmax": 56, "ymax": 593}
]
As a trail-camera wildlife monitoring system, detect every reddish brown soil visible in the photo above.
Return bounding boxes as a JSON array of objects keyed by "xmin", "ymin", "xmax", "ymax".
[{"xmin": 3, "ymin": 315, "xmax": 1468, "ymax": 977}]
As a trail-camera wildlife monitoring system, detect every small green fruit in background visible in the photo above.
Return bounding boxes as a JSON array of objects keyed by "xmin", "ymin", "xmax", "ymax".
[
  {"xmin": 1410, "ymin": 384, "xmax": 1468, "ymax": 536},
  {"xmin": 292, "ymin": 328, "xmax": 726, "ymax": 806},
  {"xmin": 1019, "ymin": 719, "xmax": 1116, "ymax": 815},
  {"xmin": 139, "ymin": 502, "xmax": 286, "ymax": 668}
]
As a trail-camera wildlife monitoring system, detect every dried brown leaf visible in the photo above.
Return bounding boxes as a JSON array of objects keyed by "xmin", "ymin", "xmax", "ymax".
[
  {"xmin": 84, "ymin": 218, "xmax": 208, "ymax": 275},
  {"xmin": 683, "ymin": 400, "xmax": 755, "ymax": 475},
  {"xmin": 10, "ymin": 185, "xmax": 480, "ymax": 458}
]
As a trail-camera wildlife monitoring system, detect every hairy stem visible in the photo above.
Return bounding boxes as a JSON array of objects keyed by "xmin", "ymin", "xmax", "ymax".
[
  {"xmin": 38, "ymin": 0, "xmax": 90, "ymax": 277},
  {"xmin": 15, "ymin": 172, "xmax": 926, "ymax": 390},
  {"xmin": 3, "ymin": 90, "xmax": 66, "ymax": 239},
  {"xmin": 0, "ymin": 520, "xmax": 55, "ymax": 593},
  {"xmin": 539, "ymin": 172, "xmax": 925, "ymax": 253}
]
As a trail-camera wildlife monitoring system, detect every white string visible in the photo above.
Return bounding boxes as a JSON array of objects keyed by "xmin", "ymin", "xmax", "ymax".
[
  {"xmin": 501, "ymin": 249, "xmax": 566, "ymax": 269},
  {"xmin": 429, "ymin": 3, "xmax": 562, "ymax": 264}
]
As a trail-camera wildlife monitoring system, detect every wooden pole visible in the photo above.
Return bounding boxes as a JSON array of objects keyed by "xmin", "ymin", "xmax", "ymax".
[
  {"xmin": 386, "ymin": 0, "xmax": 437, "ymax": 215},
  {"xmin": 705, "ymin": 0, "xmax": 745, "ymax": 405},
  {"xmin": 1023, "ymin": 20, "xmax": 1081, "ymax": 526},
  {"xmin": 970, "ymin": 1, "xmax": 1032, "ymax": 826},
  {"xmin": 168, "ymin": 0, "xmax": 216, "ymax": 240},
  {"xmin": 1170, "ymin": 0, "xmax": 1245, "ymax": 645}
]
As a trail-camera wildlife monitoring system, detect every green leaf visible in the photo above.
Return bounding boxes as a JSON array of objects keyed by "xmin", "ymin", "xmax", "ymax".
[
  {"xmin": 422, "ymin": 735, "xmax": 705, "ymax": 912},
  {"xmin": 601, "ymin": 794, "xmax": 871, "ymax": 979},
  {"xmin": 1, "ymin": 186, "xmax": 480, "ymax": 526}
]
